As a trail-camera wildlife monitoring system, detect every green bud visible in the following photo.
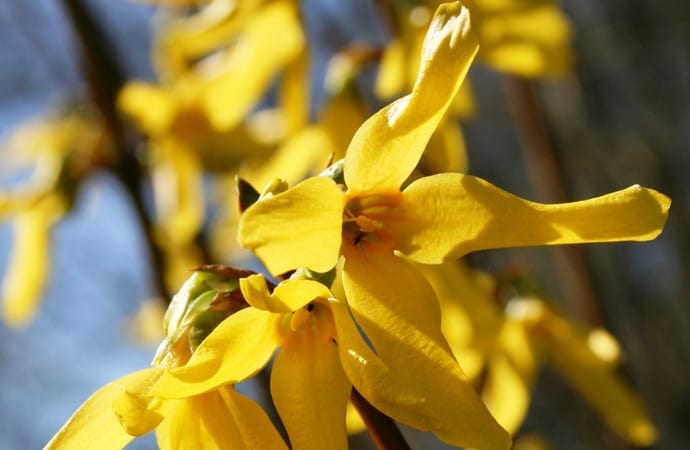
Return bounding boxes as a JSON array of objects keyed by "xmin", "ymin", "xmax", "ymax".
[
  {"xmin": 319, "ymin": 158, "xmax": 345, "ymax": 186},
  {"xmin": 153, "ymin": 265, "xmax": 253, "ymax": 365}
]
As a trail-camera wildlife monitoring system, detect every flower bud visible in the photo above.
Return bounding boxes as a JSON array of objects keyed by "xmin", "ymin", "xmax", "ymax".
[{"xmin": 153, "ymin": 265, "xmax": 253, "ymax": 366}]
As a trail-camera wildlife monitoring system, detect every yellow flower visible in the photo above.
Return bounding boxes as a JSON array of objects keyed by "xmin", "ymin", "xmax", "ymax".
[
  {"xmin": 463, "ymin": 0, "xmax": 573, "ymax": 77},
  {"xmin": 237, "ymin": 0, "xmax": 668, "ymax": 289},
  {"xmin": 154, "ymin": 273, "xmax": 510, "ymax": 449},
  {"xmin": 483, "ymin": 297, "xmax": 658, "ymax": 446},
  {"xmin": 422, "ymin": 261, "xmax": 658, "ymax": 446},
  {"xmin": 0, "ymin": 109, "xmax": 109, "ymax": 326},
  {"xmin": 237, "ymin": 4, "xmax": 667, "ymax": 445},
  {"xmin": 46, "ymin": 267, "xmax": 288, "ymax": 450},
  {"xmin": 45, "ymin": 366, "xmax": 287, "ymax": 450}
]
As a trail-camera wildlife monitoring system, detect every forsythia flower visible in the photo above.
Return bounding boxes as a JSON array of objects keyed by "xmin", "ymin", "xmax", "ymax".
[
  {"xmin": 0, "ymin": 109, "xmax": 110, "ymax": 326},
  {"xmin": 422, "ymin": 261, "xmax": 658, "ymax": 446},
  {"xmin": 46, "ymin": 267, "xmax": 288, "ymax": 450},
  {"xmin": 153, "ymin": 272, "xmax": 511, "ymax": 449},
  {"xmin": 238, "ymin": 1, "xmax": 668, "ymax": 280}
]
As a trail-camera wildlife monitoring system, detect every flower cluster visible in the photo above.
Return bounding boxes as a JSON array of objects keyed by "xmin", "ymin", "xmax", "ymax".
[{"xmin": 0, "ymin": 1, "xmax": 671, "ymax": 449}]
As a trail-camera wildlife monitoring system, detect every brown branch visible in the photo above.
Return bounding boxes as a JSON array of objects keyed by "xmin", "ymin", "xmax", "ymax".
[
  {"xmin": 59, "ymin": 0, "xmax": 170, "ymax": 300},
  {"xmin": 503, "ymin": 75, "xmax": 602, "ymax": 326},
  {"xmin": 350, "ymin": 387, "xmax": 411, "ymax": 450}
]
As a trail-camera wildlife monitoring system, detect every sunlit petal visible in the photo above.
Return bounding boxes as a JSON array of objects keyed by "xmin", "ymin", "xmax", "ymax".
[
  {"xmin": 399, "ymin": 173, "xmax": 671, "ymax": 264},
  {"xmin": 344, "ymin": 2, "xmax": 478, "ymax": 194},
  {"xmin": 201, "ymin": 1, "xmax": 304, "ymax": 130},
  {"xmin": 153, "ymin": 308, "xmax": 280, "ymax": 398},
  {"xmin": 341, "ymin": 250, "xmax": 511, "ymax": 450},
  {"xmin": 221, "ymin": 387, "xmax": 289, "ymax": 450},
  {"xmin": 240, "ymin": 274, "xmax": 331, "ymax": 313},
  {"xmin": 238, "ymin": 177, "xmax": 344, "ymax": 275},
  {"xmin": 45, "ymin": 368, "xmax": 164, "ymax": 449},
  {"xmin": 156, "ymin": 388, "xmax": 287, "ymax": 450},
  {"xmin": 271, "ymin": 322, "xmax": 350, "ymax": 450}
]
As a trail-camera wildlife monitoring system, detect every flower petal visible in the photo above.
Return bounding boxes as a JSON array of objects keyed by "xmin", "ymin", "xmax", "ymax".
[
  {"xmin": 539, "ymin": 308, "xmax": 657, "ymax": 446},
  {"xmin": 221, "ymin": 387, "xmax": 289, "ymax": 450},
  {"xmin": 117, "ymin": 82, "xmax": 175, "ymax": 136},
  {"xmin": 399, "ymin": 173, "xmax": 671, "ymax": 264},
  {"xmin": 341, "ymin": 250, "xmax": 511, "ymax": 450},
  {"xmin": 2, "ymin": 208, "xmax": 51, "ymax": 327},
  {"xmin": 481, "ymin": 321, "xmax": 539, "ymax": 434},
  {"xmin": 240, "ymin": 274, "xmax": 331, "ymax": 313},
  {"xmin": 471, "ymin": 2, "xmax": 573, "ymax": 76},
  {"xmin": 153, "ymin": 307, "xmax": 280, "ymax": 398},
  {"xmin": 156, "ymin": 388, "xmax": 287, "ymax": 450},
  {"xmin": 238, "ymin": 176, "xmax": 344, "ymax": 276},
  {"xmin": 201, "ymin": 1, "xmax": 304, "ymax": 130},
  {"xmin": 344, "ymin": 2, "xmax": 478, "ymax": 195},
  {"xmin": 45, "ymin": 368, "xmax": 164, "ymax": 449},
  {"xmin": 417, "ymin": 261, "xmax": 503, "ymax": 380},
  {"xmin": 271, "ymin": 320, "xmax": 350, "ymax": 450}
]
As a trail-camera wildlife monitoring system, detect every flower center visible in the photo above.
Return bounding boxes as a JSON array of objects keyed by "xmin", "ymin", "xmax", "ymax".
[{"xmin": 342, "ymin": 193, "xmax": 402, "ymax": 251}]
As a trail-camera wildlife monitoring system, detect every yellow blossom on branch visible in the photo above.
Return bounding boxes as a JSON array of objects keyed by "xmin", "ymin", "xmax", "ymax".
[
  {"xmin": 153, "ymin": 272, "xmax": 510, "ymax": 449},
  {"xmin": 237, "ymin": 1, "xmax": 669, "ymax": 278}
]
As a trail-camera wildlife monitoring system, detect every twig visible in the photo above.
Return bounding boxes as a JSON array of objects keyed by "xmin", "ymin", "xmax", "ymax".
[
  {"xmin": 59, "ymin": 0, "xmax": 170, "ymax": 300},
  {"xmin": 350, "ymin": 387, "xmax": 411, "ymax": 450},
  {"xmin": 504, "ymin": 75, "xmax": 602, "ymax": 326}
]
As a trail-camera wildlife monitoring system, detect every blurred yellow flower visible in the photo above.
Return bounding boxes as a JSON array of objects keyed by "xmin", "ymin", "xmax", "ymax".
[
  {"xmin": 0, "ymin": 109, "xmax": 110, "ymax": 326},
  {"xmin": 46, "ymin": 266, "xmax": 287, "ymax": 450},
  {"xmin": 422, "ymin": 260, "xmax": 658, "ymax": 446}
]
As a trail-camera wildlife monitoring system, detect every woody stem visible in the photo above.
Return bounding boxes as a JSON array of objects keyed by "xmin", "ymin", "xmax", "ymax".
[
  {"xmin": 504, "ymin": 75, "xmax": 602, "ymax": 326},
  {"xmin": 60, "ymin": 0, "xmax": 170, "ymax": 300},
  {"xmin": 350, "ymin": 387, "xmax": 411, "ymax": 450}
]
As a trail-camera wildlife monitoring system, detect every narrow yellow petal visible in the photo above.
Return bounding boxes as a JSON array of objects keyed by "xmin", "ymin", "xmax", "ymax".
[
  {"xmin": 418, "ymin": 118, "xmax": 468, "ymax": 175},
  {"xmin": 418, "ymin": 261, "xmax": 503, "ymax": 379},
  {"xmin": 399, "ymin": 173, "xmax": 671, "ymax": 264},
  {"xmin": 240, "ymin": 274, "xmax": 331, "ymax": 313},
  {"xmin": 220, "ymin": 387, "xmax": 289, "ymax": 450},
  {"xmin": 329, "ymin": 298, "xmax": 426, "ymax": 415},
  {"xmin": 45, "ymin": 368, "xmax": 163, "ymax": 449},
  {"xmin": 2, "ymin": 208, "xmax": 52, "ymax": 327},
  {"xmin": 156, "ymin": 393, "xmax": 235, "ymax": 450},
  {"xmin": 341, "ymin": 251, "xmax": 511, "ymax": 450},
  {"xmin": 152, "ymin": 138, "xmax": 204, "ymax": 244},
  {"xmin": 117, "ymin": 82, "xmax": 175, "ymax": 136},
  {"xmin": 374, "ymin": 37, "xmax": 407, "ymax": 99},
  {"xmin": 280, "ymin": 51, "xmax": 311, "ymax": 135},
  {"xmin": 201, "ymin": 1, "xmax": 305, "ymax": 130},
  {"xmin": 470, "ymin": 2, "xmax": 573, "ymax": 76},
  {"xmin": 241, "ymin": 126, "xmax": 334, "ymax": 189},
  {"xmin": 238, "ymin": 177, "xmax": 344, "ymax": 276},
  {"xmin": 153, "ymin": 308, "xmax": 280, "ymax": 398},
  {"xmin": 540, "ymin": 309, "xmax": 657, "ymax": 446},
  {"xmin": 344, "ymin": 2, "xmax": 478, "ymax": 195},
  {"xmin": 482, "ymin": 321, "xmax": 539, "ymax": 434},
  {"xmin": 271, "ymin": 324, "xmax": 350, "ymax": 450},
  {"xmin": 156, "ymin": 389, "xmax": 287, "ymax": 450}
]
